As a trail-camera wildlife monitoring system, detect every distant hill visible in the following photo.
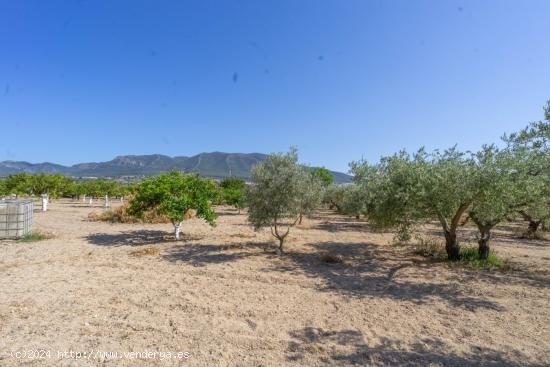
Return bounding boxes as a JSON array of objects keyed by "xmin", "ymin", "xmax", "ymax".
[{"xmin": 0, "ymin": 152, "xmax": 352, "ymax": 183}]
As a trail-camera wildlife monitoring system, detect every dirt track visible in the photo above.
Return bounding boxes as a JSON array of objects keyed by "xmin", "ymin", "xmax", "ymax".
[{"xmin": 1, "ymin": 200, "xmax": 549, "ymax": 366}]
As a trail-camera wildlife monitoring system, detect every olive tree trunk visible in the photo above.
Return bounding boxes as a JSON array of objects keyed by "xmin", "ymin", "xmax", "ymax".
[
  {"xmin": 270, "ymin": 216, "xmax": 299, "ymax": 255},
  {"xmin": 476, "ymin": 224, "xmax": 492, "ymax": 260},
  {"xmin": 438, "ymin": 203, "xmax": 470, "ymax": 261},
  {"xmin": 520, "ymin": 211, "xmax": 541, "ymax": 238},
  {"xmin": 444, "ymin": 229, "xmax": 460, "ymax": 261}
]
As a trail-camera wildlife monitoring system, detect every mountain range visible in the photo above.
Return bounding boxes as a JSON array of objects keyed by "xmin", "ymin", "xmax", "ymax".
[{"xmin": 0, "ymin": 152, "xmax": 352, "ymax": 183}]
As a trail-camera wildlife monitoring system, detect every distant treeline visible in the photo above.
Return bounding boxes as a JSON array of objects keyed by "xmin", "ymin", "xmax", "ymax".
[{"xmin": 0, "ymin": 173, "xmax": 132, "ymax": 199}]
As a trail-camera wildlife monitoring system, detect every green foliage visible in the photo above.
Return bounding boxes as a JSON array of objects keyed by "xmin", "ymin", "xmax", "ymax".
[
  {"xmin": 220, "ymin": 178, "xmax": 245, "ymax": 210},
  {"xmin": 246, "ymin": 148, "xmax": 305, "ymax": 252},
  {"xmin": 19, "ymin": 230, "xmax": 54, "ymax": 242},
  {"xmin": 351, "ymin": 147, "xmax": 489, "ymax": 260},
  {"xmin": 310, "ymin": 167, "xmax": 334, "ymax": 187},
  {"xmin": 458, "ymin": 247, "xmax": 504, "ymax": 269},
  {"xmin": 0, "ymin": 179, "xmax": 7, "ymax": 197},
  {"xmin": 322, "ymin": 185, "xmax": 346, "ymax": 212},
  {"xmin": 503, "ymin": 101, "xmax": 550, "ymax": 234},
  {"xmin": 78, "ymin": 179, "xmax": 125, "ymax": 198},
  {"xmin": 297, "ymin": 169, "xmax": 324, "ymax": 222},
  {"xmin": 0, "ymin": 173, "xmax": 73, "ymax": 198},
  {"xmin": 220, "ymin": 177, "xmax": 245, "ymax": 191},
  {"xmin": 128, "ymin": 171, "xmax": 217, "ymax": 239},
  {"xmin": 340, "ymin": 184, "xmax": 367, "ymax": 218}
]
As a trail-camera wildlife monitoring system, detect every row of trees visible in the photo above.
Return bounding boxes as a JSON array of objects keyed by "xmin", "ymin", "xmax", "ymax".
[
  {"xmin": 131, "ymin": 98, "xmax": 547, "ymax": 259},
  {"xmin": 324, "ymin": 102, "xmax": 550, "ymax": 261},
  {"xmin": 4, "ymin": 102, "xmax": 546, "ymax": 261},
  {"xmin": 0, "ymin": 173, "xmax": 132, "ymax": 199},
  {"xmin": 124, "ymin": 156, "xmax": 334, "ymax": 245}
]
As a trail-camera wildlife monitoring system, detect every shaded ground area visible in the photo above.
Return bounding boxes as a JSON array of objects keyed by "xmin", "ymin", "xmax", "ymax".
[
  {"xmin": 287, "ymin": 327, "xmax": 547, "ymax": 366},
  {"xmin": 0, "ymin": 201, "xmax": 548, "ymax": 366}
]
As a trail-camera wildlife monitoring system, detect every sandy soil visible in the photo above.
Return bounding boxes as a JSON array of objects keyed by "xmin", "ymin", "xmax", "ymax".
[{"xmin": 0, "ymin": 200, "xmax": 549, "ymax": 366}]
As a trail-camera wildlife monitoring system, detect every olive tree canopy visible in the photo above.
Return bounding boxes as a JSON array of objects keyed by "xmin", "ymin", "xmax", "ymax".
[{"xmin": 246, "ymin": 148, "xmax": 306, "ymax": 253}]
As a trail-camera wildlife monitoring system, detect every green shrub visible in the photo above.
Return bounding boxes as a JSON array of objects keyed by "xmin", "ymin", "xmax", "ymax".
[
  {"xmin": 19, "ymin": 230, "xmax": 54, "ymax": 242},
  {"xmin": 458, "ymin": 246, "xmax": 504, "ymax": 269}
]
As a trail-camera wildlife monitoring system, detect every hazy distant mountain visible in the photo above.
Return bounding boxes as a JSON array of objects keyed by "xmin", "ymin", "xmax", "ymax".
[{"xmin": 0, "ymin": 152, "xmax": 352, "ymax": 183}]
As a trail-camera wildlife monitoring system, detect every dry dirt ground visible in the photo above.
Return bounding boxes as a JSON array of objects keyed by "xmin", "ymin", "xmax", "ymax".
[{"xmin": 0, "ymin": 200, "xmax": 549, "ymax": 366}]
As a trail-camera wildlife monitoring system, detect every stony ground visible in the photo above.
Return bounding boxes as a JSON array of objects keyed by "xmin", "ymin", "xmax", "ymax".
[{"xmin": 0, "ymin": 200, "xmax": 549, "ymax": 366}]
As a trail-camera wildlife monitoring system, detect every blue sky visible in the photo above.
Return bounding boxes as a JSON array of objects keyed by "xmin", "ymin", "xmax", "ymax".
[{"xmin": 1, "ymin": 0, "xmax": 549, "ymax": 172}]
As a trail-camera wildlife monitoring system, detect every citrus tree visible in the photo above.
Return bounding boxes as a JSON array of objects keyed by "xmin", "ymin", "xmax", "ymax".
[
  {"xmin": 29, "ymin": 173, "xmax": 73, "ymax": 198},
  {"xmin": 2, "ymin": 173, "xmax": 33, "ymax": 196},
  {"xmin": 220, "ymin": 178, "xmax": 245, "ymax": 212},
  {"xmin": 0, "ymin": 179, "xmax": 7, "ymax": 197},
  {"xmin": 310, "ymin": 167, "xmax": 333, "ymax": 187},
  {"xmin": 246, "ymin": 148, "xmax": 304, "ymax": 254},
  {"xmin": 128, "ymin": 171, "xmax": 217, "ymax": 240}
]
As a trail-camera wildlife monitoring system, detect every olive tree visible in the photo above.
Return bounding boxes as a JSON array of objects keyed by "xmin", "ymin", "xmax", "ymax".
[
  {"xmin": 297, "ymin": 169, "xmax": 324, "ymax": 224},
  {"xmin": 467, "ymin": 146, "xmax": 526, "ymax": 259},
  {"xmin": 352, "ymin": 148, "xmax": 484, "ymax": 261},
  {"xmin": 504, "ymin": 101, "xmax": 550, "ymax": 236},
  {"xmin": 340, "ymin": 184, "xmax": 367, "ymax": 219},
  {"xmin": 246, "ymin": 148, "xmax": 304, "ymax": 254},
  {"xmin": 351, "ymin": 152, "xmax": 424, "ymax": 243},
  {"xmin": 323, "ymin": 184, "xmax": 346, "ymax": 212},
  {"xmin": 128, "ymin": 171, "xmax": 217, "ymax": 240}
]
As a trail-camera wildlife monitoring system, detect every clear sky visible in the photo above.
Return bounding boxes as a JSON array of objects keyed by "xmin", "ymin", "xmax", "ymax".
[{"xmin": 1, "ymin": 0, "xmax": 549, "ymax": 172}]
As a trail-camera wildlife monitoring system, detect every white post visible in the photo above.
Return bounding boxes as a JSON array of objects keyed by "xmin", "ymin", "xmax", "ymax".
[
  {"xmin": 82, "ymin": 194, "xmax": 86, "ymax": 203},
  {"xmin": 89, "ymin": 197, "xmax": 93, "ymax": 206},
  {"xmin": 104, "ymin": 195, "xmax": 110, "ymax": 208},
  {"xmin": 120, "ymin": 196, "xmax": 124, "ymax": 204},
  {"xmin": 42, "ymin": 194, "xmax": 49, "ymax": 212},
  {"xmin": 174, "ymin": 222, "xmax": 182, "ymax": 240}
]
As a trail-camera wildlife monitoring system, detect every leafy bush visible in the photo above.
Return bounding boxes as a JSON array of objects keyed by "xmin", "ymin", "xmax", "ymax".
[
  {"xmin": 128, "ymin": 171, "xmax": 217, "ymax": 239},
  {"xmin": 19, "ymin": 230, "xmax": 54, "ymax": 242},
  {"xmin": 458, "ymin": 246, "xmax": 504, "ymax": 269}
]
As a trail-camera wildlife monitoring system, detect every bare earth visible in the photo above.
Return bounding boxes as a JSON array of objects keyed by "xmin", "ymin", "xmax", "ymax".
[{"xmin": 1, "ymin": 200, "xmax": 549, "ymax": 366}]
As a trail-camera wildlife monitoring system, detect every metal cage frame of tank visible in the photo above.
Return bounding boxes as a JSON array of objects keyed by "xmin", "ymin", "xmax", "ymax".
[{"xmin": 0, "ymin": 200, "xmax": 34, "ymax": 239}]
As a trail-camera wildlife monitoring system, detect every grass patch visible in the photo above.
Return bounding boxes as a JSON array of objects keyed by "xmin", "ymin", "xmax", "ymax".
[
  {"xmin": 414, "ymin": 236, "xmax": 507, "ymax": 270},
  {"xmin": 458, "ymin": 246, "xmax": 504, "ymax": 269},
  {"xmin": 19, "ymin": 230, "xmax": 54, "ymax": 242},
  {"xmin": 413, "ymin": 236, "xmax": 446, "ymax": 259}
]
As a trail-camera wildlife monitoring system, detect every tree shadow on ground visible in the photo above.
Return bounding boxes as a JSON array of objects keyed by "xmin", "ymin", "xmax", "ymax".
[
  {"xmin": 85, "ymin": 230, "xmax": 202, "ymax": 247},
  {"xmin": 268, "ymin": 241, "xmax": 503, "ymax": 311},
  {"xmin": 312, "ymin": 220, "xmax": 371, "ymax": 233},
  {"xmin": 162, "ymin": 241, "xmax": 274, "ymax": 266},
  {"xmin": 287, "ymin": 327, "xmax": 546, "ymax": 367}
]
